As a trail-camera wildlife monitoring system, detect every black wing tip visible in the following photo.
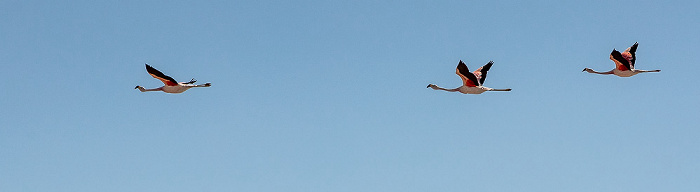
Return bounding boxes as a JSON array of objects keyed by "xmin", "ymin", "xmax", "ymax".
[
  {"xmin": 480, "ymin": 61, "xmax": 494, "ymax": 73},
  {"xmin": 145, "ymin": 64, "xmax": 157, "ymax": 72},
  {"xmin": 457, "ymin": 61, "xmax": 469, "ymax": 73},
  {"xmin": 611, "ymin": 49, "xmax": 620, "ymax": 54}
]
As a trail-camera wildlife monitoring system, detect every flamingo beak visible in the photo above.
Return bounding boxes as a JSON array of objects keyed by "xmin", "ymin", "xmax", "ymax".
[
  {"xmin": 134, "ymin": 86, "xmax": 140, "ymax": 89},
  {"xmin": 426, "ymin": 84, "xmax": 431, "ymax": 88}
]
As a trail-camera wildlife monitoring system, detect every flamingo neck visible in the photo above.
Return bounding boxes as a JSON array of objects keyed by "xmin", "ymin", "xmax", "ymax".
[
  {"xmin": 137, "ymin": 86, "xmax": 163, "ymax": 92},
  {"xmin": 586, "ymin": 69, "xmax": 614, "ymax": 75},
  {"xmin": 429, "ymin": 84, "xmax": 459, "ymax": 92}
]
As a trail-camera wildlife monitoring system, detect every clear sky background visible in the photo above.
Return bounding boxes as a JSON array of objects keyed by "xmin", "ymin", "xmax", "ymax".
[{"xmin": 1, "ymin": 0, "xmax": 699, "ymax": 191}]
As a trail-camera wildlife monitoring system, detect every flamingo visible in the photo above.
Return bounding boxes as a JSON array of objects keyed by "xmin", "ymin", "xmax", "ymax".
[
  {"xmin": 135, "ymin": 64, "xmax": 211, "ymax": 94},
  {"xmin": 583, "ymin": 42, "xmax": 660, "ymax": 77},
  {"xmin": 427, "ymin": 60, "xmax": 511, "ymax": 94}
]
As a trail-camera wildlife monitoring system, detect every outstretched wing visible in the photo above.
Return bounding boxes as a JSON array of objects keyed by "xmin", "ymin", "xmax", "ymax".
[
  {"xmin": 145, "ymin": 64, "xmax": 178, "ymax": 86},
  {"xmin": 610, "ymin": 49, "xmax": 631, "ymax": 71},
  {"xmin": 456, "ymin": 60, "xmax": 479, "ymax": 87},
  {"xmin": 624, "ymin": 42, "xmax": 638, "ymax": 68},
  {"xmin": 473, "ymin": 61, "xmax": 493, "ymax": 86}
]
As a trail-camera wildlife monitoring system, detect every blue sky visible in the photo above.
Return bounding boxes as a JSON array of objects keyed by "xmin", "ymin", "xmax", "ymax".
[{"xmin": 1, "ymin": 0, "xmax": 699, "ymax": 191}]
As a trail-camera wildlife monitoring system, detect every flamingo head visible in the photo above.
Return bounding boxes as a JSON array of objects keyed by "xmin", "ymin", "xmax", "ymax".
[{"xmin": 427, "ymin": 84, "xmax": 440, "ymax": 90}]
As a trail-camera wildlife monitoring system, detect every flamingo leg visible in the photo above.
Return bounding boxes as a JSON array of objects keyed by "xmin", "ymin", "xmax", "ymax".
[{"xmin": 637, "ymin": 69, "xmax": 661, "ymax": 73}]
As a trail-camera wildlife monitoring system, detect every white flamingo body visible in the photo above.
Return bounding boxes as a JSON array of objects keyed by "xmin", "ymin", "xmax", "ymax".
[
  {"xmin": 162, "ymin": 84, "xmax": 198, "ymax": 93},
  {"xmin": 459, "ymin": 86, "xmax": 489, "ymax": 94},
  {"xmin": 137, "ymin": 83, "xmax": 209, "ymax": 94},
  {"xmin": 612, "ymin": 68, "xmax": 648, "ymax": 77},
  {"xmin": 428, "ymin": 60, "xmax": 511, "ymax": 94},
  {"xmin": 135, "ymin": 64, "xmax": 211, "ymax": 94},
  {"xmin": 583, "ymin": 42, "xmax": 660, "ymax": 77}
]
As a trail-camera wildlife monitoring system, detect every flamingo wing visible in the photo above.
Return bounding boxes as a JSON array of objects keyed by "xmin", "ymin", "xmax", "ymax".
[
  {"xmin": 624, "ymin": 42, "xmax": 638, "ymax": 68},
  {"xmin": 145, "ymin": 64, "xmax": 179, "ymax": 86},
  {"xmin": 610, "ymin": 49, "xmax": 631, "ymax": 71},
  {"xmin": 456, "ymin": 60, "xmax": 479, "ymax": 87},
  {"xmin": 473, "ymin": 61, "xmax": 493, "ymax": 86}
]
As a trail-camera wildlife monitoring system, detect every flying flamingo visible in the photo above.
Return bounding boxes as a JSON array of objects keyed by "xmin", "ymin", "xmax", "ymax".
[
  {"xmin": 583, "ymin": 42, "xmax": 660, "ymax": 77},
  {"xmin": 135, "ymin": 64, "xmax": 211, "ymax": 94},
  {"xmin": 427, "ymin": 60, "xmax": 511, "ymax": 94}
]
